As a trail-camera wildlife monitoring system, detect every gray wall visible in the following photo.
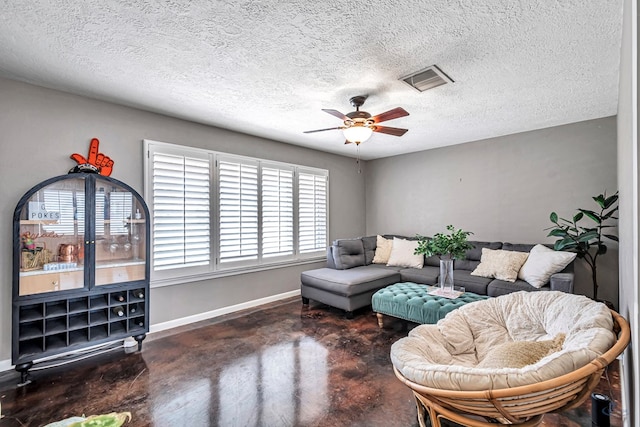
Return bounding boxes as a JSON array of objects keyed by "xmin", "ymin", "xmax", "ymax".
[
  {"xmin": 0, "ymin": 77, "xmax": 367, "ymax": 362},
  {"xmin": 365, "ymin": 117, "xmax": 619, "ymax": 304},
  {"xmin": 617, "ymin": 0, "xmax": 638, "ymax": 422}
]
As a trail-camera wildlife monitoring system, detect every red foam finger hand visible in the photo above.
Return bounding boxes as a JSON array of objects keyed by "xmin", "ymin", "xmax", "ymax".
[
  {"xmin": 87, "ymin": 138, "xmax": 100, "ymax": 165},
  {"xmin": 95, "ymin": 153, "xmax": 105, "ymax": 166},
  {"xmin": 70, "ymin": 153, "xmax": 88, "ymax": 164},
  {"xmin": 100, "ymin": 159, "xmax": 114, "ymax": 176}
]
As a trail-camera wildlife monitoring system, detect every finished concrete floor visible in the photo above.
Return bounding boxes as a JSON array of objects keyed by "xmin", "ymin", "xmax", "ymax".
[{"xmin": 0, "ymin": 297, "xmax": 622, "ymax": 426}]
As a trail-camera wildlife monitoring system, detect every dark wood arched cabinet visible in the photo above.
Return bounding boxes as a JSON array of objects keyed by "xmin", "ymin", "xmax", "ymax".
[{"xmin": 12, "ymin": 172, "xmax": 150, "ymax": 384}]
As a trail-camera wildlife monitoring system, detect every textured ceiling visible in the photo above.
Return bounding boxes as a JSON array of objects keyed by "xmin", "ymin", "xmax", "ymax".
[{"xmin": 0, "ymin": 0, "xmax": 624, "ymax": 160}]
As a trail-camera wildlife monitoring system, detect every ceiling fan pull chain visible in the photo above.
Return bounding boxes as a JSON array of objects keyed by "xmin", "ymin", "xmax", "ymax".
[{"xmin": 356, "ymin": 145, "xmax": 361, "ymax": 174}]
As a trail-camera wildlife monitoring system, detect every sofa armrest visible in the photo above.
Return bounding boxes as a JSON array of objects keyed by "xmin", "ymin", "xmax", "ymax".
[
  {"xmin": 550, "ymin": 272, "xmax": 574, "ymax": 293},
  {"xmin": 326, "ymin": 246, "xmax": 337, "ymax": 269}
]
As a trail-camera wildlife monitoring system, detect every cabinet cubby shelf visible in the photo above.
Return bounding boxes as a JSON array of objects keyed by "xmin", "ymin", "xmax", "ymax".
[
  {"xmin": 90, "ymin": 296, "xmax": 109, "ymax": 309},
  {"xmin": 15, "ymin": 286, "xmax": 150, "ymax": 359},
  {"xmin": 13, "ymin": 173, "xmax": 150, "ymax": 383},
  {"xmin": 19, "ymin": 308, "xmax": 43, "ymax": 322},
  {"xmin": 19, "ymin": 323, "xmax": 43, "ymax": 340}
]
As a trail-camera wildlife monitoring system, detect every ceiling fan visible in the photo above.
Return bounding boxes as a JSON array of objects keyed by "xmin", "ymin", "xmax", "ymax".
[{"xmin": 304, "ymin": 95, "xmax": 409, "ymax": 145}]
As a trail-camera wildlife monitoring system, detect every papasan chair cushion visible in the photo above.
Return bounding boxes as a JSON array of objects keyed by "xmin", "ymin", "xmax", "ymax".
[{"xmin": 391, "ymin": 291, "xmax": 616, "ymax": 391}]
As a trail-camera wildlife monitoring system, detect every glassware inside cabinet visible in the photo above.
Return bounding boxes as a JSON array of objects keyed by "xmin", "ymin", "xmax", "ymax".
[
  {"xmin": 94, "ymin": 182, "xmax": 146, "ymax": 286},
  {"xmin": 18, "ymin": 178, "xmax": 86, "ymax": 296}
]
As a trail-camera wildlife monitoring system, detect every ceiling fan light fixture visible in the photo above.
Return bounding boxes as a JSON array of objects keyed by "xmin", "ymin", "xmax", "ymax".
[{"xmin": 343, "ymin": 125, "xmax": 373, "ymax": 144}]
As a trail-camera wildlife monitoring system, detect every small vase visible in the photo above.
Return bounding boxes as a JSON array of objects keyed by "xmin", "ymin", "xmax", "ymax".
[{"xmin": 439, "ymin": 259, "xmax": 454, "ymax": 293}]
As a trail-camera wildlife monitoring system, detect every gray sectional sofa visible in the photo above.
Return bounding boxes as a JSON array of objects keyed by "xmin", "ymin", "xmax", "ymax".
[{"xmin": 300, "ymin": 235, "xmax": 575, "ymax": 318}]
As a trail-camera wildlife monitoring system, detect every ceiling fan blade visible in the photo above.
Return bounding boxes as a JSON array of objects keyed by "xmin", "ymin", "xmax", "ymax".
[
  {"xmin": 322, "ymin": 109, "xmax": 349, "ymax": 121},
  {"xmin": 303, "ymin": 127, "xmax": 344, "ymax": 134},
  {"xmin": 373, "ymin": 126, "xmax": 409, "ymax": 137},
  {"xmin": 371, "ymin": 107, "xmax": 409, "ymax": 123},
  {"xmin": 344, "ymin": 140, "xmax": 352, "ymax": 144}
]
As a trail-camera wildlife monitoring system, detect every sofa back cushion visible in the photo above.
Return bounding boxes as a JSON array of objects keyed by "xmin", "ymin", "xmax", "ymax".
[
  {"xmin": 361, "ymin": 235, "xmax": 377, "ymax": 265},
  {"xmin": 502, "ymin": 242, "xmax": 536, "ymax": 253},
  {"xmin": 332, "ymin": 238, "xmax": 365, "ymax": 270},
  {"xmin": 455, "ymin": 241, "xmax": 503, "ymax": 271},
  {"xmin": 425, "ymin": 254, "xmax": 440, "ymax": 267}
]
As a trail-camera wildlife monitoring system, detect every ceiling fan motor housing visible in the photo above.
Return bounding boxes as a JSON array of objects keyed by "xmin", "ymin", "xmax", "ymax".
[
  {"xmin": 349, "ymin": 95, "xmax": 368, "ymax": 109},
  {"xmin": 346, "ymin": 111, "xmax": 372, "ymax": 119}
]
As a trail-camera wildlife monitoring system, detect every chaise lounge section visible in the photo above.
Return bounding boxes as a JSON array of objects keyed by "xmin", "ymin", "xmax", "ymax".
[{"xmin": 300, "ymin": 235, "xmax": 575, "ymax": 317}]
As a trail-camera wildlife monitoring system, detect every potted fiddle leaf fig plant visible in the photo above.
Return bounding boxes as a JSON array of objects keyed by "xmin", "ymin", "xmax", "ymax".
[
  {"xmin": 415, "ymin": 225, "xmax": 474, "ymax": 292},
  {"xmin": 547, "ymin": 191, "xmax": 618, "ymax": 301}
]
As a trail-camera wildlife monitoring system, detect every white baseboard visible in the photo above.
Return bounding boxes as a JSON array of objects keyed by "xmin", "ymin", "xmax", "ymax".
[
  {"xmin": 0, "ymin": 359, "xmax": 12, "ymax": 373},
  {"xmin": 619, "ymin": 354, "xmax": 630, "ymax": 427},
  {"xmin": 149, "ymin": 289, "xmax": 301, "ymax": 333},
  {"xmin": 0, "ymin": 289, "xmax": 301, "ymax": 373}
]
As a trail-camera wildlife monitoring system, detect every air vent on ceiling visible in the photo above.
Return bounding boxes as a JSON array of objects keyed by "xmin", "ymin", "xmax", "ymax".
[{"xmin": 400, "ymin": 65, "xmax": 453, "ymax": 92}]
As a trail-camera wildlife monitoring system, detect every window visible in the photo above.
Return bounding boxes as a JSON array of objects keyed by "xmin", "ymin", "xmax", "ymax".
[
  {"xmin": 42, "ymin": 189, "xmax": 83, "ymax": 236},
  {"xmin": 298, "ymin": 172, "xmax": 327, "ymax": 253},
  {"xmin": 150, "ymin": 149, "xmax": 211, "ymax": 273},
  {"xmin": 218, "ymin": 158, "xmax": 259, "ymax": 264},
  {"xmin": 108, "ymin": 191, "xmax": 134, "ymax": 235},
  {"xmin": 261, "ymin": 166, "xmax": 294, "ymax": 258},
  {"xmin": 144, "ymin": 140, "xmax": 328, "ymax": 284}
]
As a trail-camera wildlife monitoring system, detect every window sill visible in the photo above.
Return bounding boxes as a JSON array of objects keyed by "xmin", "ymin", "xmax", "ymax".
[{"xmin": 150, "ymin": 257, "xmax": 326, "ymax": 288}]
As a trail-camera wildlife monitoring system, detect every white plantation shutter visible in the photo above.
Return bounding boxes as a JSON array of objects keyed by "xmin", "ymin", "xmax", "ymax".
[
  {"xmin": 109, "ymin": 192, "xmax": 133, "ymax": 235},
  {"xmin": 218, "ymin": 158, "xmax": 258, "ymax": 264},
  {"xmin": 42, "ymin": 189, "xmax": 80, "ymax": 236},
  {"xmin": 262, "ymin": 166, "xmax": 294, "ymax": 258},
  {"xmin": 152, "ymin": 151, "xmax": 210, "ymax": 271},
  {"xmin": 93, "ymin": 191, "xmax": 103, "ymax": 236},
  {"xmin": 145, "ymin": 140, "xmax": 328, "ymax": 283},
  {"xmin": 298, "ymin": 171, "xmax": 328, "ymax": 253}
]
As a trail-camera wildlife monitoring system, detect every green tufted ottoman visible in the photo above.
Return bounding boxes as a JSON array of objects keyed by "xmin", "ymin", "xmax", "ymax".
[{"xmin": 372, "ymin": 282, "xmax": 489, "ymax": 328}]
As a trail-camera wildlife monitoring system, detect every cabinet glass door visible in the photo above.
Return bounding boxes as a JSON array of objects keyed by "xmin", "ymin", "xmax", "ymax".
[
  {"xmin": 18, "ymin": 178, "xmax": 86, "ymax": 296},
  {"xmin": 94, "ymin": 181, "xmax": 146, "ymax": 286}
]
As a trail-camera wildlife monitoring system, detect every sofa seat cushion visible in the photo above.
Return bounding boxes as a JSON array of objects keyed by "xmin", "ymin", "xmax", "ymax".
[
  {"xmin": 452, "ymin": 270, "xmax": 492, "ymax": 295},
  {"xmin": 301, "ymin": 266, "xmax": 401, "ymax": 297},
  {"xmin": 487, "ymin": 279, "xmax": 547, "ymax": 297},
  {"xmin": 399, "ymin": 266, "xmax": 439, "ymax": 285},
  {"xmin": 368, "ymin": 264, "xmax": 404, "ymax": 272}
]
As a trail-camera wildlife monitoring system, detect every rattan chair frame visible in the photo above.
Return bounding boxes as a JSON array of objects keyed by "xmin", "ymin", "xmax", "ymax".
[{"xmin": 393, "ymin": 309, "xmax": 630, "ymax": 427}]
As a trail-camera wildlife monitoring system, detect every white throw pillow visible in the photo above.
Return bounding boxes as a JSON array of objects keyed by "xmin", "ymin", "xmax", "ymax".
[
  {"xmin": 518, "ymin": 244, "xmax": 577, "ymax": 288},
  {"xmin": 471, "ymin": 248, "xmax": 529, "ymax": 282},
  {"xmin": 387, "ymin": 237, "xmax": 424, "ymax": 268},
  {"xmin": 372, "ymin": 235, "xmax": 393, "ymax": 264}
]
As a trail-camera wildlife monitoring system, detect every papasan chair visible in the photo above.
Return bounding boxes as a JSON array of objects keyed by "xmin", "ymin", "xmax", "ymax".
[{"xmin": 390, "ymin": 291, "xmax": 630, "ymax": 427}]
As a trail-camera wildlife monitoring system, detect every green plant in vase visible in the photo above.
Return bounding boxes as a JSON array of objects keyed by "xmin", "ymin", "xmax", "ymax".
[
  {"xmin": 415, "ymin": 225, "xmax": 474, "ymax": 292},
  {"xmin": 547, "ymin": 191, "xmax": 618, "ymax": 301}
]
